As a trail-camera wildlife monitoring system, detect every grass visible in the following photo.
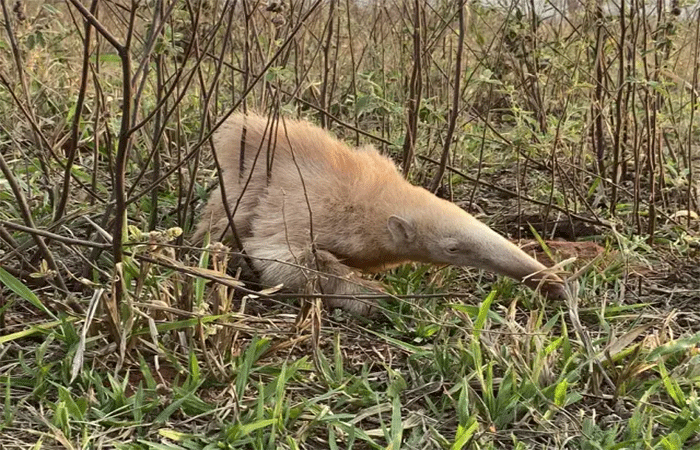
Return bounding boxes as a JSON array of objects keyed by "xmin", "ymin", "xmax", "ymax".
[
  {"xmin": 2, "ymin": 242, "xmax": 698, "ymax": 448},
  {"xmin": 1, "ymin": 0, "xmax": 700, "ymax": 448}
]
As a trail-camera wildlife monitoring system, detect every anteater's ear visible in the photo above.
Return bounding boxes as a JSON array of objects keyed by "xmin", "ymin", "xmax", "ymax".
[{"xmin": 387, "ymin": 215, "xmax": 416, "ymax": 244}]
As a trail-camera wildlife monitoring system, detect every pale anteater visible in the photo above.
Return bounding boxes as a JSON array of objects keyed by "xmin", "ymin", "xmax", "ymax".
[{"xmin": 193, "ymin": 114, "xmax": 567, "ymax": 315}]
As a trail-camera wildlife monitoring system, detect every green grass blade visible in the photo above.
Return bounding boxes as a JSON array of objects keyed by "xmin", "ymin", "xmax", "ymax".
[
  {"xmin": 0, "ymin": 267, "xmax": 56, "ymax": 319},
  {"xmin": 473, "ymin": 290, "xmax": 497, "ymax": 339}
]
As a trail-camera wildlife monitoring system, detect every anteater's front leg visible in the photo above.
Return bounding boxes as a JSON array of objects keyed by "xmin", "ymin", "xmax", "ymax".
[{"xmin": 245, "ymin": 241, "xmax": 381, "ymax": 316}]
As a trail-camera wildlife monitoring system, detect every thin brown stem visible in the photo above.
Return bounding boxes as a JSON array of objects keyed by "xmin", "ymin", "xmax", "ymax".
[{"xmin": 429, "ymin": 0, "xmax": 464, "ymax": 193}]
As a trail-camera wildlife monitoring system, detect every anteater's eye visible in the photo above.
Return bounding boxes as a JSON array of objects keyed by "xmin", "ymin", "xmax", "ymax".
[{"xmin": 447, "ymin": 246, "xmax": 460, "ymax": 253}]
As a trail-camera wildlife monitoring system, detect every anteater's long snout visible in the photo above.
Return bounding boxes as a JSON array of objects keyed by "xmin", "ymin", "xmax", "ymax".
[
  {"xmin": 473, "ymin": 223, "xmax": 568, "ymax": 300},
  {"xmin": 498, "ymin": 246, "xmax": 568, "ymax": 300}
]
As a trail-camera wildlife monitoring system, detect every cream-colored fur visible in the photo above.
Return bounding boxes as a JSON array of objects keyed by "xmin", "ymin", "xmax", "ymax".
[{"xmin": 193, "ymin": 114, "xmax": 566, "ymax": 315}]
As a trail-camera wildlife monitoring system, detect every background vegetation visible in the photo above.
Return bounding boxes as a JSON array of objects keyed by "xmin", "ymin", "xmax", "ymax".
[{"xmin": 1, "ymin": 0, "xmax": 699, "ymax": 448}]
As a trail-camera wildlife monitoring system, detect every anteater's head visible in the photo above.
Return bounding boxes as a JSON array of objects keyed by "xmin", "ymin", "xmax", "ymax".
[{"xmin": 387, "ymin": 191, "xmax": 567, "ymax": 300}]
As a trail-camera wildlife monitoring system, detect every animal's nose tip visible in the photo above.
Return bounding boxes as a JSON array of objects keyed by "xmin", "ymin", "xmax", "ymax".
[{"xmin": 543, "ymin": 280, "xmax": 569, "ymax": 300}]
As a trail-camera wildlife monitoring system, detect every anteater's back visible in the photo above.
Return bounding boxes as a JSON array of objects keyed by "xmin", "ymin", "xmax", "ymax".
[{"xmin": 193, "ymin": 114, "xmax": 404, "ymax": 245}]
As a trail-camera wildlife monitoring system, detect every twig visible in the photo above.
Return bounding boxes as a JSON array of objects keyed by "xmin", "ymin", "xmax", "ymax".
[
  {"xmin": 429, "ymin": 0, "xmax": 464, "ymax": 193},
  {"xmin": 55, "ymin": 0, "xmax": 99, "ymax": 222},
  {"xmin": 401, "ymin": 0, "xmax": 423, "ymax": 175},
  {"xmin": 0, "ymin": 153, "xmax": 67, "ymax": 291},
  {"xmin": 0, "ymin": 0, "xmax": 50, "ymax": 191},
  {"xmin": 0, "ymin": 221, "xmax": 111, "ymax": 250}
]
